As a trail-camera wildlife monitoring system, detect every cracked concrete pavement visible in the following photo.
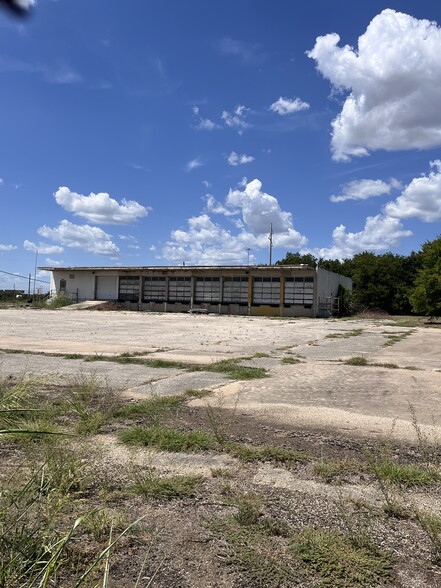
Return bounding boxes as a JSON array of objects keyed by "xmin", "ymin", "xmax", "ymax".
[{"xmin": 1, "ymin": 308, "xmax": 440, "ymax": 441}]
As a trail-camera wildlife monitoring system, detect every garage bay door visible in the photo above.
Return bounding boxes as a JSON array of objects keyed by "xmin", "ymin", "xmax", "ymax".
[{"xmin": 96, "ymin": 276, "xmax": 117, "ymax": 300}]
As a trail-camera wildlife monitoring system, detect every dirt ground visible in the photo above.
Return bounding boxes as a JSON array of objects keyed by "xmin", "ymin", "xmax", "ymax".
[{"xmin": 1, "ymin": 308, "xmax": 441, "ymax": 587}]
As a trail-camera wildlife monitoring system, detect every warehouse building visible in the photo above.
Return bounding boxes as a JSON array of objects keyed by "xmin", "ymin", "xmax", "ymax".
[{"xmin": 40, "ymin": 265, "xmax": 352, "ymax": 317}]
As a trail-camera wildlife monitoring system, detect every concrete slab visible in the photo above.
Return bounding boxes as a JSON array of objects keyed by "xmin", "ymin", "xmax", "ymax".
[
  {"xmin": 62, "ymin": 300, "xmax": 107, "ymax": 310},
  {"xmin": 1, "ymin": 308, "xmax": 440, "ymax": 442}
]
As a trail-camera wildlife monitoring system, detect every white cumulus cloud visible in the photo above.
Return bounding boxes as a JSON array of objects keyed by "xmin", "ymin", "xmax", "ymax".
[
  {"xmin": 227, "ymin": 151, "xmax": 255, "ymax": 166},
  {"xmin": 226, "ymin": 179, "xmax": 305, "ymax": 240},
  {"xmin": 307, "ymin": 9, "xmax": 441, "ymax": 161},
  {"xmin": 37, "ymin": 220, "xmax": 120, "ymax": 256},
  {"xmin": 54, "ymin": 186, "xmax": 149, "ymax": 225},
  {"xmin": 269, "ymin": 97, "xmax": 310, "ymax": 115},
  {"xmin": 384, "ymin": 160, "xmax": 441, "ymax": 222},
  {"xmin": 23, "ymin": 240, "xmax": 64, "ymax": 255},
  {"xmin": 161, "ymin": 179, "xmax": 307, "ymax": 264},
  {"xmin": 330, "ymin": 178, "xmax": 401, "ymax": 203},
  {"xmin": 0, "ymin": 244, "xmax": 17, "ymax": 251},
  {"xmin": 316, "ymin": 214, "xmax": 412, "ymax": 259},
  {"xmin": 205, "ymin": 195, "xmax": 238, "ymax": 217}
]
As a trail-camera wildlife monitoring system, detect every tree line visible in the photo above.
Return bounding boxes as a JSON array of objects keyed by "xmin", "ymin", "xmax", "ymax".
[{"xmin": 277, "ymin": 235, "xmax": 441, "ymax": 317}]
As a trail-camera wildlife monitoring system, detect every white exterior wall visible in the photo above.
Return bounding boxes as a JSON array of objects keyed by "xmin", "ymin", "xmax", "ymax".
[
  {"xmin": 52, "ymin": 270, "xmax": 96, "ymax": 300},
  {"xmin": 316, "ymin": 267, "xmax": 352, "ymax": 304}
]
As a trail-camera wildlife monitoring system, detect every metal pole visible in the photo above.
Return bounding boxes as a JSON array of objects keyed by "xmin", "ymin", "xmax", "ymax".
[
  {"xmin": 246, "ymin": 248, "xmax": 251, "ymax": 265},
  {"xmin": 268, "ymin": 223, "xmax": 273, "ymax": 265},
  {"xmin": 33, "ymin": 249, "xmax": 38, "ymax": 296}
]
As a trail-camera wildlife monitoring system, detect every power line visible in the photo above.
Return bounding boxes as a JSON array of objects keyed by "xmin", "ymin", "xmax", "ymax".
[{"xmin": 0, "ymin": 269, "xmax": 50, "ymax": 284}]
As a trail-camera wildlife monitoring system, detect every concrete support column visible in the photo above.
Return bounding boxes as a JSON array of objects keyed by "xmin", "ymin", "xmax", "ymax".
[
  {"xmin": 138, "ymin": 275, "xmax": 143, "ymax": 311},
  {"xmin": 280, "ymin": 276, "xmax": 285, "ymax": 317},
  {"xmin": 190, "ymin": 276, "xmax": 195, "ymax": 309}
]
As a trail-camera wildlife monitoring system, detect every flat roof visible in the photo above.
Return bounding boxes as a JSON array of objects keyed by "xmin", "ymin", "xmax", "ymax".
[{"xmin": 39, "ymin": 264, "xmax": 314, "ymax": 271}]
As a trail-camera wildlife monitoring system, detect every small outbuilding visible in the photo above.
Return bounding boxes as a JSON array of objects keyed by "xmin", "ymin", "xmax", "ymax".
[{"xmin": 40, "ymin": 265, "xmax": 352, "ymax": 318}]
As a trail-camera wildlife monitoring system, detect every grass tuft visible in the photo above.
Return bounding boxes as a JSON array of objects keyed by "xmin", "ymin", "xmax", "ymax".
[
  {"xmin": 326, "ymin": 329, "xmax": 363, "ymax": 339},
  {"xmin": 118, "ymin": 425, "xmax": 216, "ymax": 452},
  {"xmin": 115, "ymin": 395, "xmax": 184, "ymax": 420},
  {"xmin": 210, "ymin": 517, "xmax": 300, "ymax": 587},
  {"xmin": 371, "ymin": 461, "xmax": 439, "ymax": 488},
  {"xmin": 344, "ymin": 356, "xmax": 368, "ymax": 366},
  {"xmin": 314, "ymin": 458, "xmax": 365, "ymax": 484},
  {"xmin": 281, "ymin": 356, "xmax": 301, "ymax": 365},
  {"xmin": 292, "ymin": 528, "xmax": 392, "ymax": 587},
  {"xmin": 131, "ymin": 469, "xmax": 200, "ymax": 499},
  {"xmin": 195, "ymin": 359, "xmax": 268, "ymax": 380}
]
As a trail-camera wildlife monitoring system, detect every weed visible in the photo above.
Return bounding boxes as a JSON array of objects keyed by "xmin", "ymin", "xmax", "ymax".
[
  {"xmin": 45, "ymin": 292, "xmax": 73, "ymax": 308},
  {"xmin": 184, "ymin": 388, "xmax": 211, "ymax": 399},
  {"xmin": 234, "ymin": 493, "xmax": 263, "ymax": 526},
  {"xmin": 343, "ymin": 357, "xmax": 400, "ymax": 369},
  {"xmin": 414, "ymin": 510, "xmax": 441, "ymax": 563},
  {"xmin": 63, "ymin": 373, "xmax": 119, "ymax": 435},
  {"xmin": 35, "ymin": 440, "xmax": 92, "ymax": 496},
  {"xmin": 115, "ymin": 395, "xmax": 184, "ymax": 420},
  {"xmin": 204, "ymin": 389, "xmax": 240, "ymax": 447},
  {"xmin": 281, "ymin": 356, "xmax": 301, "ymax": 365},
  {"xmin": 84, "ymin": 354, "xmax": 188, "ymax": 369},
  {"xmin": 376, "ymin": 362, "xmax": 399, "ymax": 369},
  {"xmin": 131, "ymin": 468, "xmax": 200, "ymax": 500},
  {"xmin": 195, "ymin": 358, "xmax": 268, "ymax": 380},
  {"xmin": 82, "ymin": 509, "xmax": 130, "ymax": 542},
  {"xmin": 382, "ymin": 329, "xmax": 414, "ymax": 347},
  {"xmin": 228, "ymin": 443, "xmax": 309, "ymax": 465},
  {"xmin": 75, "ymin": 411, "xmax": 108, "ymax": 435},
  {"xmin": 314, "ymin": 458, "xmax": 365, "ymax": 484},
  {"xmin": 344, "ymin": 356, "xmax": 368, "ymax": 366},
  {"xmin": 119, "ymin": 425, "xmax": 216, "ymax": 451},
  {"xmin": 292, "ymin": 528, "xmax": 392, "ymax": 587},
  {"xmin": 371, "ymin": 461, "xmax": 438, "ymax": 488},
  {"xmin": 211, "ymin": 467, "xmax": 233, "ymax": 479},
  {"xmin": 409, "ymin": 403, "xmax": 440, "ymax": 468},
  {"xmin": 0, "ymin": 456, "xmax": 136, "ymax": 587},
  {"xmin": 325, "ymin": 329, "xmax": 363, "ymax": 339},
  {"xmin": 76, "ymin": 353, "xmax": 269, "ymax": 379},
  {"xmin": 0, "ymin": 374, "xmax": 60, "ymax": 441},
  {"xmin": 209, "ymin": 517, "xmax": 300, "ymax": 587}
]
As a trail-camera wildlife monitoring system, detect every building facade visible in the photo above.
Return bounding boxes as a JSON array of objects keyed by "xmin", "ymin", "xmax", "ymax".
[{"xmin": 41, "ymin": 265, "xmax": 352, "ymax": 317}]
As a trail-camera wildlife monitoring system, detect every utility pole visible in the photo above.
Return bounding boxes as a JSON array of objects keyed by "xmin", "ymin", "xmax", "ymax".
[
  {"xmin": 33, "ymin": 249, "xmax": 38, "ymax": 296},
  {"xmin": 268, "ymin": 223, "xmax": 273, "ymax": 265},
  {"xmin": 246, "ymin": 248, "xmax": 251, "ymax": 265}
]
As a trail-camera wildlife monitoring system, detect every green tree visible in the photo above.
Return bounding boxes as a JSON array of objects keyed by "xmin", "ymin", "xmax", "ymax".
[
  {"xmin": 410, "ymin": 236, "xmax": 441, "ymax": 318},
  {"xmin": 348, "ymin": 252, "xmax": 417, "ymax": 314},
  {"xmin": 318, "ymin": 257, "xmax": 354, "ymax": 278},
  {"xmin": 277, "ymin": 252, "xmax": 318, "ymax": 267}
]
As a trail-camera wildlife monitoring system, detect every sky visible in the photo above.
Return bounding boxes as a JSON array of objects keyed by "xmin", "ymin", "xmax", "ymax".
[{"xmin": 1, "ymin": 0, "xmax": 441, "ymax": 291}]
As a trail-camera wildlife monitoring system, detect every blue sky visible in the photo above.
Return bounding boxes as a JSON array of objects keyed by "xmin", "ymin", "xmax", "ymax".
[{"xmin": 1, "ymin": 0, "xmax": 441, "ymax": 291}]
